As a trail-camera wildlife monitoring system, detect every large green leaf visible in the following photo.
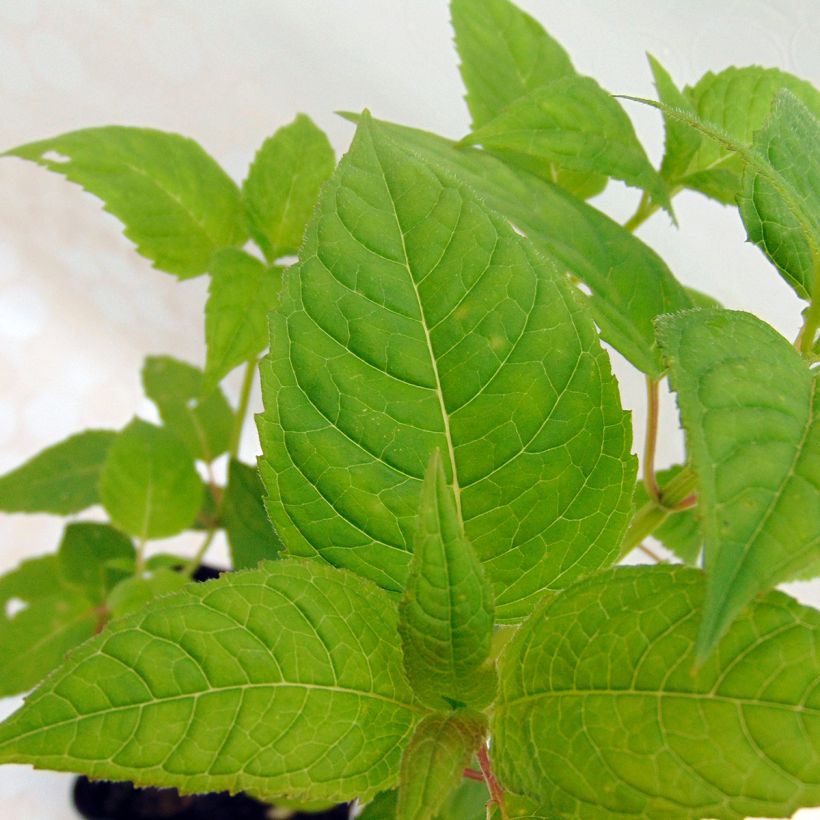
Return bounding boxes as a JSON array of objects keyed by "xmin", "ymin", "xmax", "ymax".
[
  {"xmin": 222, "ymin": 458, "xmax": 283, "ymax": 570},
  {"xmin": 340, "ymin": 114, "xmax": 692, "ymax": 377},
  {"xmin": 397, "ymin": 712, "xmax": 486, "ymax": 820},
  {"xmin": 259, "ymin": 114, "xmax": 635, "ymax": 621},
  {"xmin": 142, "ymin": 356, "xmax": 234, "ymax": 462},
  {"xmin": 243, "ymin": 114, "xmax": 335, "ymax": 261},
  {"xmin": 99, "ymin": 418, "xmax": 203, "ymax": 540},
  {"xmin": 4, "ymin": 127, "xmax": 246, "ymax": 278},
  {"xmin": 656, "ymin": 309, "xmax": 819, "ymax": 662},
  {"xmin": 0, "ymin": 561, "xmax": 422, "ymax": 804},
  {"xmin": 670, "ymin": 66, "xmax": 820, "ymax": 204},
  {"xmin": 203, "ymin": 248, "xmax": 283, "ymax": 392},
  {"xmin": 0, "ymin": 556, "xmax": 97, "ymax": 696},
  {"xmin": 739, "ymin": 91, "xmax": 819, "ymax": 301},
  {"xmin": 493, "ymin": 566, "xmax": 820, "ymax": 819},
  {"xmin": 463, "ymin": 76, "xmax": 671, "ymax": 212},
  {"xmin": 399, "ymin": 452, "xmax": 495, "ymax": 710},
  {"xmin": 0, "ymin": 430, "xmax": 116, "ymax": 515}
]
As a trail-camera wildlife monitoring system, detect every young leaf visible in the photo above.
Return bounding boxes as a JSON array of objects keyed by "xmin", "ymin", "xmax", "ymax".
[
  {"xmin": 462, "ymin": 76, "xmax": 672, "ymax": 212},
  {"xmin": 243, "ymin": 114, "xmax": 335, "ymax": 261},
  {"xmin": 738, "ymin": 91, "xmax": 819, "ymax": 301},
  {"xmin": 632, "ymin": 465, "xmax": 702, "ymax": 565},
  {"xmin": 493, "ymin": 566, "xmax": 820, "ymax": 819},
  {"xmin": 399, "ymin": 451, "xmax": 495, "ymax": 710},
  {"xmin": 397, "ymin": 712, "xmax": 486, "ymax": 820},
  {"xmin": 99, "ymin": 418, "xmax": 203, "ymax": 540},
  {"xmin": 0, "ymin": 556, "xmax": 97, "ymax": 696},
  {"xmin": 259, "ymin": 114, "xmax": 636, "ymax": 621},
  {"xmin": 340, "ymin": 114, "xmax": 693, "ymax": 378},
  {"xmin": 682, "ymin": 66, "xmax": 820, "ymax": 203},
  {"xmin": 203, "ymin": 248, "xmax": 283, "ymax": 392},
  {"xmin": 0, "ymin": 561, "xmax": 421, "ymax": 804},
  {"xmin": 657, "ymin": 310, "xmax": 819, "ymax": 662},
  {"xmin": 0, "ymin": 429, "xmax": 116, "ymax": 515},
  {"xmin": 221, "ymin": 458, "xmax": 283, "ymax": 569},
  {"xmin": 451, "ymin": 0, "xmax": 574, "ymax": 129},
  {"xmin": 142, "ymin": 356, "xmax": 234, "ymax": 462},
  {"xmin": 4, "ymin": 127, "xmax": 246, "ymax": 278},
  {"xmin": 57, "ymin": 522, "xmax": 135, "ymax": 601}
]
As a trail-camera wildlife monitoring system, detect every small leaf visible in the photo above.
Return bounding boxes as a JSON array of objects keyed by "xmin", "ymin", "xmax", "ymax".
[
  {"xmin": 632, "ymin": 466, "xmax": 702, "ymax": 565},
  {"xmin": 106, "ymin": 568, "xmax": 188, "ymax": 619},
  {"xmin": 462, "ymin": 76, "xmax": 671, "ymax": 212},
  {"xmin": 142, "ymin": 356, "xmax": 234, "ymax": 462},
  {"xmin": 0, "ymin": 556, "xmax": 97, "ymax": 696},
  {"xmin": 222, "ymin": 458, "xmax": 283, "ymax": 570},
  {"xmin": 204, "ymin": 248, "xmax": 283, "ymax": 392},
  {"xmin": 0, "ymin": 430, "xmax": 116, "ymax": 515},
  {"xmin": 0, "ymin": 561, "xmax": 421, "ymax": 804},
  {"xmin": 451, "ymin": 0, "xmax": 574, "ymax": 129},
  {"xmin": 4, "ymin": 127, "xmax": 246, "ymax": 278},
  {"xmin": 493, "ymin": 566, "xmax": 820, "ymax": 819},
  {"xmin": 243, "ymin": 114, "xmax": 335, "ymax": 261},
  {"xmin": 399, "ymin": 451, "xmax": 495, "ymax": 710},
  {"xmin": 58, "ymin": 522, "xmax": 135, "ymax": 600},
  {"xmin": 397, "ymin": 712, "xmax": 486, "ymax": 820},
  {"xmin": 657, "ymin": 310, "xmax": 819, "ymax": 662},
  {"xmin": 739, "ymin": 91, "xmax": 819, "ymax": 301},
  {"xmin": 99, "ymin": 418, "xmax": 203, "ymax": 540}
]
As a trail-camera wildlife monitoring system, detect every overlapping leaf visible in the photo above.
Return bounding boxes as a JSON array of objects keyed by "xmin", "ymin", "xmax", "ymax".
[
  {"xmin": 494, "ymin": 566, "xmax": 820, "ymax": 819},
  {"xmin": 0, "ymin": 430, "xmax": 116, "ymax": 515},
  {"xmin": 57, "ymin": 522, "xmax": 135, "ymax": 600},
  {"xmin": 259, "ymin": 114, "xmax": 635, "ymax": 621},
  {"xmin": 657, "ymin": 309, "xmax": 819, "ymax": 661},
  {"xmin": 0, "ymin": 561, "xmax": 421, "ymax": 804},
  {"xmin": 4, "ymin": 127, "xmax": 246, "ymax": 278}
]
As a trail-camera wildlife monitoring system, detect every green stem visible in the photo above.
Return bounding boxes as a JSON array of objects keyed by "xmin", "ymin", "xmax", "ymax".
[
  {"xmin": 796, "ymin": 297, "xmax": 820, "ymax": 359},
  {"xmin": 182, "ymin": 528, "xmax": 217, "ymax": 578},
  {"xmin": 619, "ymin": 466, "xmax": 698, "ymax": 561},
  {"xmin": 623, "ymin": 190, "xmax": 657, "ymax": 233},
  {"xmin": 229, "ymin": 358, "xmax": 258, "ymax": 459},
  {"xmin": 134, "ymin": 537, "xmax": 147, "ymax": 575},
  {"xmin": 642, "ymin": 377, "xmax": 661, "ymax": 503}
]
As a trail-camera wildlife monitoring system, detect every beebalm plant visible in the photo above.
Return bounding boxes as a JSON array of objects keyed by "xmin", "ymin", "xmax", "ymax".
[{"xmin": 0, "ymin": 0, "xmax": 817, "ymax": 818}]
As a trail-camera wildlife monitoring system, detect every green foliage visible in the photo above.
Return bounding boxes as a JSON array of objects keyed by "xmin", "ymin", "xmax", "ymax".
[
  {"xmin": 0, "ymin": 2, "xmax": 817, "ymax": 818},
  {"xmin": 0, "ymin": 430, "xmax": 116, "ymax": 514}
]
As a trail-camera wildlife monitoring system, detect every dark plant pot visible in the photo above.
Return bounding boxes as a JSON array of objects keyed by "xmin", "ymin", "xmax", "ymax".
[{"xmin": 71, "ymin": 565, "xmax": 351, "ymax": 820}]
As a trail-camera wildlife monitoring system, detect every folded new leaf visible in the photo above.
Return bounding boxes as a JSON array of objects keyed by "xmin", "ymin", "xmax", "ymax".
[
  {"xmin": 3, "ymin": 126, "xmax": 246, "ymax": 278},
  {"xmin": 657, "ymin": 310, "xmax": 819, "ymax": 662},
  {"xmin": 399, "ymin": 451, "xmax": 495, "ymax": 710},
  {"xmin": 493, "ymin": 566, "xmax": 820, "ymax": 819},
  {"xmin": 0, "ymin": 561, "xmax": 422, "ymax": 804}
]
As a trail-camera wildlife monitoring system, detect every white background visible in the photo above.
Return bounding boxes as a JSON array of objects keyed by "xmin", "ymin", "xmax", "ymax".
[{"xmin": 0, "ymin": 1, "xmax": 818, "ymax": 817}]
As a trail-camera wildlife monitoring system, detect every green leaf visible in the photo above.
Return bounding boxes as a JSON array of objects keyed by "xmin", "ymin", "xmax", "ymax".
[
  {"xmin": 656, "ymin": 310, "xmax": 819, "ymax": 662},
  {"xmin": 738, "ymin": 91, "xmax": 819, "ymax": 301},
  {"xmin": 632, "ymin": 466, "xmax": 701, "ymax": 565},
  {"xmin": 99, "ymin": 418, "xmax": 203, "ymax": 540},
  {"xmin": 0, "ymin": 430, "xmax": 116, "ymax": 515},
  {"xmin": 260, "ymin": 114, "xmax": 635, "ymax": 621},
  {"xmin": 222, "ymin": 459, "xmax": 283, "ymax": 570},
  {"xmin": 142, "ymin": 356, "xmax": 234, "ymax": 462},
  {"xmin": 243, "ymin": 114, "xmax": 335, "ymax": 261},
  {"xmin": 4, "ymin": 127, "xmax": 246, "ymax": 278},
  {"xmin": 0, "ymin": 561, "xmax": 421, "ymax": 804},
  {"xmin": 0, "ymin": 556, "xmax": 97, "ymax": 696},
  {"xmin": 678, "ymin": 66, "xmax": 820, "ymax": 203},
  {"xmin": 58, "ymin": 522, "xmax": 135, "ymax": 600},
  {"xmin": 340, "ymin": 113, "xmax": 692, "ymax": 378},
  {"xmin": 106, "ymin": 568, "xmax": 189, "ymax": 619},
  {"xmin": 361, "ymin": 780, "xmax": 489, "ymax": 820},
  {"xmin": 397, "ymin": 712, "xmax": 486, "ymax": 820},
  {"xmin": 399, "ymin": 451, "xmax": 495, "ymax": 709},
  {"xmin": 462, "ymin": 76, "xmax": 671, "ymax": 212},
  {"xmin": 493, "ymin": 566, "xmax": 820, "ymax": 819},
  {"xmin": 451, "ymin": 0, "xmax": 574, "ymax": 129},
  {"xmin": 204, "ymin": 248, "xmax": 283, "ymax": 392}
]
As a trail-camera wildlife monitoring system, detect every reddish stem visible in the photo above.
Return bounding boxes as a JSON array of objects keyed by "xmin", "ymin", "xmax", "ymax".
[
  {"xmin": 478, "ymin": 744, "xmax": 508, "ymax": 820},
  {"xmin": 463, "ymin": 767, "xmax": 484, "ymax": 782}
]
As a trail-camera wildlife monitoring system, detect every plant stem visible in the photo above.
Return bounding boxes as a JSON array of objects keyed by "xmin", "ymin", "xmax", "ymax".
[
  {"xmin": 795, "ymin": 297, "xmax": 820, "ymax": 359},
  {"xmin": 134, "ymin": 537, "xmax": 147, "ymax": 575},
  {"xmin": 642, "ymin": 377, "xmax": 661, "ymax": 503},
  {"xmin": 229, "ymin": 358, "xmax": 258, "ymax": 459},
  {"xmin": 182, "ymin": 528, "xmax": 218, "ymax": 578},
  {"xmin": 478, "ymin": 744, "xmax": 508, "ymax": 820},
  {"xmin": 463, "ymin": 767, "xmax": 484, "ymax": 782},
  {"xmin": 637, "ymin": 542, "xmax": 665, "ymax": 563},
  {"xmin": 623, "ymin": 191, "xmax": 657, "ymax": 233}
]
